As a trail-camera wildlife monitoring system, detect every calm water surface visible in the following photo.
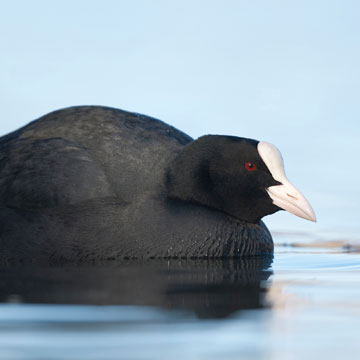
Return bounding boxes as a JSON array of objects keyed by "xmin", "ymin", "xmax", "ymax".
[{"xmin": 0, "ymin": 233, "xmax": 359, "ymax": 360}]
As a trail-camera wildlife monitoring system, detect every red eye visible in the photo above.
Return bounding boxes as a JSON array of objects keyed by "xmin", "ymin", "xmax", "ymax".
[{"xmin": 245, "ymin": 162, "xmax": 256, "ymax": 171}]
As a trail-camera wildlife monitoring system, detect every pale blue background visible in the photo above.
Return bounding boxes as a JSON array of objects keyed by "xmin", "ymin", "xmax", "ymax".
[{"xmin": 1, "ymin": 0, "xmax": 359, "ymax": 238}]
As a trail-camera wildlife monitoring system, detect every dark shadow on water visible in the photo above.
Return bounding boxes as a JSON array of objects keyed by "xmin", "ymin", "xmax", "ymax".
[{"xmin": 0, "ymin": 257, "xmax": 273, "ymax": 319}]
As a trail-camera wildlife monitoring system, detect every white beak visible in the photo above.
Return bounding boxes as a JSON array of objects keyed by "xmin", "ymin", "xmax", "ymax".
[
  {"xmin": 258, "ymin": 141, "xmax": 316, "ymax": 222},
  {"xmin": 266, "ymin": 180, "xmax": 316, "ymax": 222}
]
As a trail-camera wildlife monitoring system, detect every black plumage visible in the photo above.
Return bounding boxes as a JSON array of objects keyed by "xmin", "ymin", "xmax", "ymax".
[{"xmin": 0, "ymin": 106, "xmax": 279, "ymax": 264}]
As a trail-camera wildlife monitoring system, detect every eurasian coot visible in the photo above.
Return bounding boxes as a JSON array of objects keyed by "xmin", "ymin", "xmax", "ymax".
[{"xmin": 0, "ymin": 106, "xmax": 315, "ymax": 264}]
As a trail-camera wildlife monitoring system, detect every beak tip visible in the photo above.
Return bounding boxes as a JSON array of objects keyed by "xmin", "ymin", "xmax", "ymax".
[
  {"xmin": 303, "ymin": 210, "xmax": 316, "ymax": 223},
  {"xmin": 307, "ymin": 209, "xmax": 317, "ymax": 223}
]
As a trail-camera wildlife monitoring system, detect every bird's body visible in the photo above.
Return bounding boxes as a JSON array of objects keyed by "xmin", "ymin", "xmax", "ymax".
[{"xmin": 0, "ymin": 106, "xmax": 314, "ymax": 264}]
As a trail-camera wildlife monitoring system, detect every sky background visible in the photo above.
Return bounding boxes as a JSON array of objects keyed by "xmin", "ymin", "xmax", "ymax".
[{"xmin": 1, "ymin": 0, "xmax": 359, "ymax": 239}]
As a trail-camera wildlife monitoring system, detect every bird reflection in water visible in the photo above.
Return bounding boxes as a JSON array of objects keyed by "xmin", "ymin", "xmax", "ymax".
[{"xmin": 0, "ymin": 257, "xmax": 273, "ymax": 319}]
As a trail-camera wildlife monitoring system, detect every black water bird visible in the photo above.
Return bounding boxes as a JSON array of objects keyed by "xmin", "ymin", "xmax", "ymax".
[{"xmin": 0, "ymin": 106, "xmax": 315, "ymax": 264}]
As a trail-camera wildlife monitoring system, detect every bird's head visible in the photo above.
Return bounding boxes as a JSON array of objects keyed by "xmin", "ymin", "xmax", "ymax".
[{"xmin": 166, "ymin": 135, "xmax": 316, "ymax": 224}]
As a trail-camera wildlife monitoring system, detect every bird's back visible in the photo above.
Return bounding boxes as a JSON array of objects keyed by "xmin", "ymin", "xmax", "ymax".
[{"xmin": 0, "ymin": 106, "xmax": 192, "ymax": 209}]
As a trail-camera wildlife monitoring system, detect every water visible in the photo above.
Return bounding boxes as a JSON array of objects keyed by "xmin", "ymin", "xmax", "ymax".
[{"xmin": 0, "ymin": 233, "xmax": 359, "ymax": 360}]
